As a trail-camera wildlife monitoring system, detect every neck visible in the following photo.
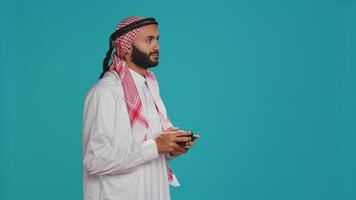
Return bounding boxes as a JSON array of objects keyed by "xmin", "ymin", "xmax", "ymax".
[{"xmin": 125, "ymin": 58, "xmax": 147, "ymax": 77}]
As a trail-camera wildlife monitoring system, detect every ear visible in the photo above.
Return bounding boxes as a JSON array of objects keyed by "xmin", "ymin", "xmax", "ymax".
[
  {"xmin": 125, "ymin": 45, "xmax": 132, "ymax": 55},
  {"xmin": 123, "ymin": 45, "xmax": 132, "ymax": 62}
]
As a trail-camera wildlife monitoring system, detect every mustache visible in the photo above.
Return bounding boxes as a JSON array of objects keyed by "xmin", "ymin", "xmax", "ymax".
[{"xmin": 149, "ymin": 52, "xmax": 159, "ymax": 56}]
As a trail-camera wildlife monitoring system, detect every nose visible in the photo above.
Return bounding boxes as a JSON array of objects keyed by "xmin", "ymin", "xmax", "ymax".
[{"xmin": 153, "ymin": 41, "xmax": 160, "ymax": 52}]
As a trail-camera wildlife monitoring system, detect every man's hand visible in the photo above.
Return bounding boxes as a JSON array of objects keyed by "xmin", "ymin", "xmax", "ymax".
[
  {"xmin": 169, "ymin": 134, "xmax": 200, "ymax": 157},
  {"xmin": 154, "ymin": 127, "xmax": 192, "ymax": 154}
]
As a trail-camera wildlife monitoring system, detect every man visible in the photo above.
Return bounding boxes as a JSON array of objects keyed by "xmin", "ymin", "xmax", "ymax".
[{"xmin": 82, "ymin": 16, "xmax": 199, "ymax": 200}]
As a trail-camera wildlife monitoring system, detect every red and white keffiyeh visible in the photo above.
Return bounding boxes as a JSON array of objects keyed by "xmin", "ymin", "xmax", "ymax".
[{"xmin": 107, "ymin": 16, "xmax": 179, "ymax": 186}]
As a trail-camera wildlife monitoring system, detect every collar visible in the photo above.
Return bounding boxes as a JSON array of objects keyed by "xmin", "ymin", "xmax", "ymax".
[
  {"xmin": 104, "ymin": 69, "xmax": 147, "ymax": 89},
  {"xmin": 129, "ymin": 68, "xmax": 147, "ymax": 88}
]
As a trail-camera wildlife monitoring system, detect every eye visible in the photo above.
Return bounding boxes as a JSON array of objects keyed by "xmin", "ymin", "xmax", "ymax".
[{"xmin": 146, "ymin": 38, "xmax": 153, "ymax": 43}]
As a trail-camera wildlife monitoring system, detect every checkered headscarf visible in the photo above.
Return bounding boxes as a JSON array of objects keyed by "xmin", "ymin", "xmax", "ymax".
[
  {"xmin": 108, "ymin": 16, "xmax": 150, "ymax": 129},
  {"xmin": 112, "ymin": 16, "xmax": 145, "ymax": 59}
]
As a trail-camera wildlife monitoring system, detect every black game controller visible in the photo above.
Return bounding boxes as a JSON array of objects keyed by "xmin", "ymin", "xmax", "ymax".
[{"xmin": 177, "ymin": 131, "xmax": 196, "ymax": 146}]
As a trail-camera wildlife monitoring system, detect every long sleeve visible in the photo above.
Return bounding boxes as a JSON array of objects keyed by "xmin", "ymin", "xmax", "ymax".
[{"xmin": 82, "ymin": 89, "xmax": 159, "ymax": 176}]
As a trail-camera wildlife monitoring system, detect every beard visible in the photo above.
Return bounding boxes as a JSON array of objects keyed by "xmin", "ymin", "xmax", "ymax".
[{"xmin": 131, "ymin": 44, "xmax": 159, "ymax": 69}]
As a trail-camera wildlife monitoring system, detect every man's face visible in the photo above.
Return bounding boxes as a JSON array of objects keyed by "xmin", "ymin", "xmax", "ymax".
[{"xmin": 130, "ymin": 24, "xmax": 160, "ymax": 69}]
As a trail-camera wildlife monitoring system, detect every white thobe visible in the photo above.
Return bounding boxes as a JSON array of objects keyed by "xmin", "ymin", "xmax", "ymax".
[{"xmin": 82, "ymin": 70, "xmax": 175, "ymax": 200}]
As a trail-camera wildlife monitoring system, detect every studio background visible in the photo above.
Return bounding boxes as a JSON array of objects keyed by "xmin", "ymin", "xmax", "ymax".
[{"xmin": 1, "ymin": 0, "xmax": 355, "ymax": 199}]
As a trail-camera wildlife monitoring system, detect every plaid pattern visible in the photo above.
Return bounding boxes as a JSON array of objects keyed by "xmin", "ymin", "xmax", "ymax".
[
  {"xmin": 109, "ymin": 16, "xmax": 148, "ymax": 128},
  {"xmin": 107, "ymin": 16, "xmax": 179, "ymax": 186},
  {"xmin": 112, "ymin": 56, "xmax": 149, "ymax": 128},
  {"xmin": 114, "ymin": 16, "xmax": 145, "ymax": 58}
]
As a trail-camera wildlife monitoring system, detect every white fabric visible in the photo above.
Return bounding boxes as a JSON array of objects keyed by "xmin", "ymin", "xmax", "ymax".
[{"xmin": 82, "ymin": 70, "xmax": 175, "ymax": 200}]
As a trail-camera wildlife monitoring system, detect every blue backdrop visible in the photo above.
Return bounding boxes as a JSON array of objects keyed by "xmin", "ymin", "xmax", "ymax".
[{"xmin": 1, "ymin": 0, "xmax": 355, "ymax": 199}]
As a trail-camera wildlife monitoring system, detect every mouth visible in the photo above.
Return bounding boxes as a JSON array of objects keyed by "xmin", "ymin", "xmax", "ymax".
[
  {"xmin": 151, "ymin": 54, "xmax": 159, "ymax": 59},
  {"xmin": 150, "ymin": 52, "xmax": 159, "ymax": 56}
]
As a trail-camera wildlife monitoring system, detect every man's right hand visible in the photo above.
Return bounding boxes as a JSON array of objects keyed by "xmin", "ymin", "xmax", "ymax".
[{"xmin": 154, "ymin": 127, "xmax": 192, "ymax": 154}]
